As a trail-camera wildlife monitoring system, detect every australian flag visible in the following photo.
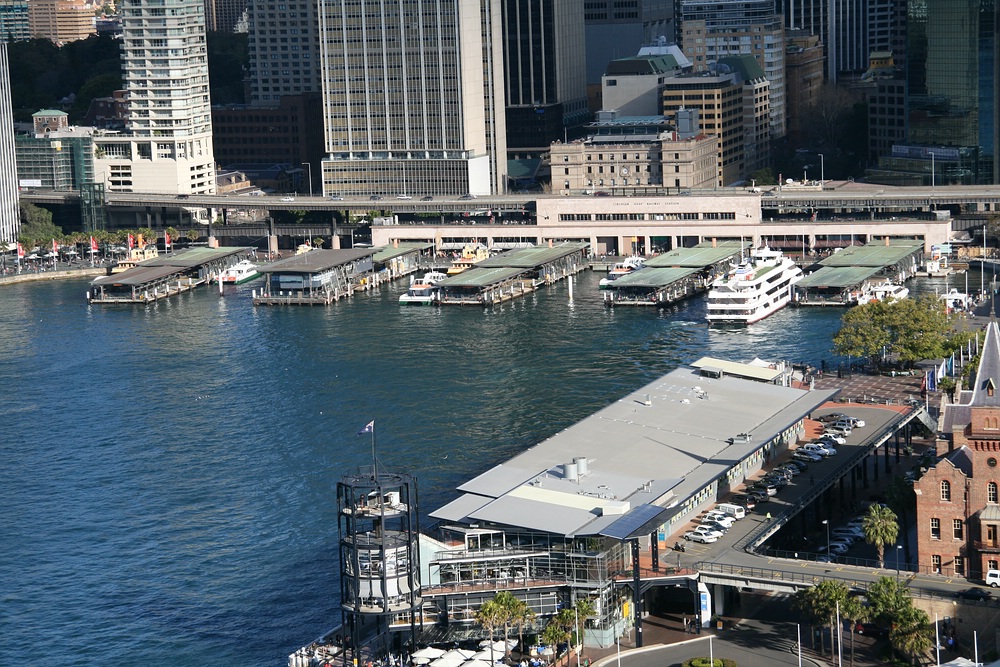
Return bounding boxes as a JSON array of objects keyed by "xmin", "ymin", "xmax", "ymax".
[{"xmin": 357, "ymin": 420, "xmax": 374, "ymax": 436}]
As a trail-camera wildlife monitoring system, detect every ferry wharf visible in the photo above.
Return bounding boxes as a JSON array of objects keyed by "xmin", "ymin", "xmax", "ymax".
[
  {"xmin": 253, "ymin": 248, "xmax": 378, "ymax": 305},
  {"xmin": 87, "ymin": 247, "xmax": 252, "ymax": 304},
  {"xmin": 603, "ymin": 241, "xmax": 746, "ymax": 306},
  {"xmin": 793, "ymin": 240, "xmax": 924, "ymax": 306},
  {"xmin": 436, "ymin": 242, "xmax": 588, "ymax": 305}
]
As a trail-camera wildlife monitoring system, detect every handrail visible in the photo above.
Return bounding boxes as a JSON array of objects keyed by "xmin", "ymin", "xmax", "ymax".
[{"xmin": 736, "ymin": 408, "xmax": 919, "ymax": 554}]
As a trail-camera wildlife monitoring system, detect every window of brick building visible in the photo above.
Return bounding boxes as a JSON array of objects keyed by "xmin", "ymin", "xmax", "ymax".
[
  {"xmin": 956, "ymin": 556, "xmax": 965, "ymax": 575},
  {"xmin": 990, "ymin": 559, "xmax": 999, "ymax": 572},
  {"xmin": 990, "ymin": 482, "xmax": 998, "ymax": 503},
  {"xmin": 931, "ymin": 555, "xmax": 942, "ymax": 573},
  {"xmin": 941, "ymin": 480, "xmax": 951, "ymax": 501},
  {"xmin": 931, "ymin": 518, "xmax": 941, "ymax": 539},
  {"xmin": 954, "ymin": 519, "xmax": 963, "ymax": 539}
]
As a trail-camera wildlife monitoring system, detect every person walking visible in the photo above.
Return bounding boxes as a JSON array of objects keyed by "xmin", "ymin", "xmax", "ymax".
[{"xmin": 765, "ymin": 512, "xmax": 772, "ymax": 521}]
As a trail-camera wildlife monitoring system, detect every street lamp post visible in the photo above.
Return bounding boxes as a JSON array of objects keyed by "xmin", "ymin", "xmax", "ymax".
[
  {"xmin": 822, "ymin": 519, "xmax": 830, "ymax": 555},
  {"xmin": 819, "ymin": 153, "xmax": 825, "ymax": 184},
  {"xmin": 301, "ymin": 162, "xmax": 313, "ymax": 197},
  {"xmin": 896, "ymin": 545, "xmax": 903, "ymax": 580}
]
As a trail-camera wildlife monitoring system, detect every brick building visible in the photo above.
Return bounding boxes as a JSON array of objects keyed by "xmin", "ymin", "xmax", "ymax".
[{"xmin": 916, "ymin": 321, "xmax": 1000, "ymax": 580}]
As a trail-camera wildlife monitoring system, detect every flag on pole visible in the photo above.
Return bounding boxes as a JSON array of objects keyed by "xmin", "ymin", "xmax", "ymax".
[
  {"xmin": 357, "ymin": 420, "xmax": 374, "ymax": 436},
  {"xmin": 164, "ymin": 231, "xmax": 171, "ymax": 248},
  {"xmin": 52, "ymin": 239, "xmax": 58, "ymax": 254},
  {"xmin": 127, "ymin": 234, "xmax": 135, "ymax": 249},
  {"xmin": 16, "ymin": 242, "xmax": 24, "ymax": 258},
  {"xmin": 90, "ymin": 236, "xmax": 98, "ymax": 252}
]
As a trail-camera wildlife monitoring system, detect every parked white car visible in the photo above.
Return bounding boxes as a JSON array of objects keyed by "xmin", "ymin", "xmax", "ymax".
[
  {"xmin": 793, "ymin": 450, "xmax": 823, "ymax": 462},
  {"xmin": 703, "ymin": 513, "xmax": 736, "ymax": 528},
  {"xmin": 803, "ymin": 443, "xmax": 835, "ymax": 456},
  {"xmin": 820, "ymin": 432, "xmax": 848, "ymax": 445},
  {"xmin": 684, "ymin": 531, "xmax": 719, "ymax": 544}
]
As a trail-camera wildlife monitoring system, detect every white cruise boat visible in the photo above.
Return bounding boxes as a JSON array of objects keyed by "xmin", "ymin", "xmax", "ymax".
[
  {"xmin": 856, "ymin": 280, "xmax": 909, "ymax": 305},
  {"xmin": 705, "ymin": 247, "xmax": 803, "ymax": 324},
  {"xmin": 599, "ymin": 256, "xmax": 645, "ymax": 289},
  {"xmin": 220, "ymin": 259, "xmax": 261, "ymax": 285},
  {"xmin": 398, "ymin": 271, "xmax": 448, "ymax": 305}
]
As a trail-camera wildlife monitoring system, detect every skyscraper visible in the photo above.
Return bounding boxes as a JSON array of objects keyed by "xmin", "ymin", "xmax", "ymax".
[
  {"xmin": 678, "ymin": 0, "xmax": 786, "ymax": 139},
  {"xmin": 584, "ymin": 0, "xmax": 674, "ymax": 86},
  {"xmin": 0, "ymin": 42, "xmax": 19, "ymax": 243},
  {"xmin": 94, "ymin": 0, "xmax": 216, "ymax": 194},
  {"xmin": 245, "ymin": 0, "xmax": 321, "ymax": 105},
  {"xmin": 907, "ymin": 0, "xmax": 997, "ymax": 184},
  {"xmin": 502, "ymin": 0, "xmax": 588, "ymax": 149},
  {"xmin": 204, "ymin": 0, "xmax": 247, "ymax": 33},
  {"xmin": 28, "ymin": 0, "xmax": 95, "ymax": 45},
  {"xmin": 318, "ymin": 0, "xmax": 507, "ymax": 196},
  {"xmin": 0, "ymin": 0, "xmax": 29, "ymax": 42}
]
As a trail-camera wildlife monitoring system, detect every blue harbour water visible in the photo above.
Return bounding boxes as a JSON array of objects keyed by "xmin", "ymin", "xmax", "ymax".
[{"xmin": 0, "ymin": 270, "xmax": 969, "ymax": 666}]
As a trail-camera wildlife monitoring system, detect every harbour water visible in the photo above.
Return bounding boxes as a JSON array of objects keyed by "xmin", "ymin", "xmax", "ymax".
[{"xmin": 0, "ymin": 270, "xmax": 970, "ymax": 666}]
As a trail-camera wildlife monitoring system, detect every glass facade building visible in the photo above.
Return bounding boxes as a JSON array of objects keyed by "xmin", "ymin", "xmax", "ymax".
[{"xmin": 906, "ymin": 0, "xmax": 998, "ymax": 184}]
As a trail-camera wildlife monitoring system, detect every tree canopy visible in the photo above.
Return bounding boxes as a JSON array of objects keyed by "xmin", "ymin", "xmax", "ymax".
[
  {"xmin": 832, "ymin": 295, "xmax": 954, "ymax": 368},
  {"xmin": 862, "ymin": 504, "xmax": 899, "ymax": 568}
]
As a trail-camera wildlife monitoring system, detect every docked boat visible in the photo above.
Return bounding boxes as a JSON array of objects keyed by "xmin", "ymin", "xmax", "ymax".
[
  {"xmin": 855, "ymin": 280, "xmax": 909, "ymax": 305},
  {"xmin": 705, "ymin": 246, "xmax": 803, "ymax": 324},
  {"xmin": 220, "ymin": 259, "xmax": 261, "ymax": 285},
  {"xmin": 446, "ymin": 244, "xmax": 490, "ymax": 275},
  {"xmin": 941, "ymin": 288, "xmax": 974, "ymax": 312},
  {"xmin": 398, "ymin": 271, "xmax": 448, "ymax": 305},
  {"xmin": 599, "ymin": 256, "xmax": 646, "ymax": 289}
]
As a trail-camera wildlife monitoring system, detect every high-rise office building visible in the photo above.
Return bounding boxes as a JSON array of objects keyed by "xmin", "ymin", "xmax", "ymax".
[
  {"xmin": 204, "ymin": 0, "xmax": 247, "ymax": 33},
  {"xmin": 245, "ymin": 0, "xmax": 320, "ymax": 105},
  {"xmin": 319, "ymin": 0, "xmax": 507, "ymax": 197},
  {"xmin": 93, "ymin": 0, "xmax": 216, "ymax": 194},
  {"xmin": 906, "ymin": 0, "xmax": 997, "ymax": 184},
  {"xmin": 678, "ymin": 0, "xmax": 786, "ymax": 140},
  {"xmin": 0, "ymin": 42, "xmax": 19, "ymax": 243},
  {"xmin": 502, "ymin": 0, "xmax": 588, "ymax": 150},
  {"xmin": 583, "ymin": 0, "xmax": 674, "ymax": 86},
  {"xmin": 28, "ymin": 0, "xmax": 95, "ymax": 45},
  {"xmin": 784, "ymin": 31, "xmax": 824, "ymax": 145},
  {"xmin": 781, "ymin": 0, "xmax": 904, "ymax": 81},
  {"xmin": 0, "ymin": 0, "xmax": 28, "ymax": 42}
]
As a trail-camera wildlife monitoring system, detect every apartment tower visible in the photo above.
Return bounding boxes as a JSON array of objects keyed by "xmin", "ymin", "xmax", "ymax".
[
  {"xmin": 103, "ymin": 0, "xmax": 216, "ymax": 194},
  {"xmin": 245, "ymin": 0, "xmax": 321, "ymax": 104},
  {"xmin": 319, "ymin": 0, "xmax": 507, "ymax": 197},
  {"xmin": 0, "ymin": 42, "xmax": 18, "ymax": 242},
  {"xmin": 28, "ymin": 0, "xmax": 95, "ymax": 44}
]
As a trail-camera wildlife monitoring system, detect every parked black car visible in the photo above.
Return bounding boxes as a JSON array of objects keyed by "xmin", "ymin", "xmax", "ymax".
[{"xmin": 956, "ymin": 587, "xmax": 992, "ymax": 601}]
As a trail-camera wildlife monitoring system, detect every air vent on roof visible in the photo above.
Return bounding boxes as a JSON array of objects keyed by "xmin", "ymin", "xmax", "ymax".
[
  {"xmin": 574, "ymin": 457, "xmax": 589, "ymax": 477},
  {"xmin": 563, "ymin": 462, "xmax": 579, "ymax": 482}
]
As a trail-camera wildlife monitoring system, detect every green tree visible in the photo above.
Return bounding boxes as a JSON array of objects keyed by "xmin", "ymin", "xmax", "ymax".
[
  {"xmin": 833, "ymin": 296, "xmax": 952, "ymax": 370},
  {"xmin": 889, "ymin": 604, "xmax": 933, "ymax": 665},
  {"xmin": 862, "ymin": 504, "xmax": 899, "ymax": 568},
  {"xmin": 792, "ymin": 580, "xmax": 850, "ymax": 656},
  {"xmin": 865, "ymin": 577, "xmax": 911, "ymax": 627},
  {"xmin": 18, "ymin": 202, "xmax": 62, "ymax": 247},
  {"xmin": 476, "ymin": 599, "xmax": 509, "ymax": 661},
  {"xmin": 540, "ymin": 610, "xmax": 575, "ymax": 663},
  {"xmin": 840, "ymin": 594, "xmax": 867, "ymax": 667},
  {"xmin": 749, "ymin": 168, "xmax": 776, "ymax": 186}
]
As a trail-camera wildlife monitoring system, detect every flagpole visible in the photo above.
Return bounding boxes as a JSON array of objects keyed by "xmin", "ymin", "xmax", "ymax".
[{"xmin": 370, "ymin": 421, "xmax": 377, "ymax": 476}]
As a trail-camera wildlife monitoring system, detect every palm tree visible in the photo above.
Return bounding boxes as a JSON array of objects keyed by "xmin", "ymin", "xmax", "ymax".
[
  {"xmin": 862, "ymin": 504, "xmax": 899, "ymax": 567},
  {"xmin": 841, "ymin": 595, "xmax": 867, "ymax": 667},
  {"xmin": 793, "ymin": 580, "xmax": 849, "ymax": 656},
  {"xmin": 573, "ymin": 598, "xmax": 596, "ymax": 647},
  {"xmin": 508, "ymin": 596, "xmax": 536, "ymax": 658},
  {"xmin": 885, "ymin": 477, "xmax": 915, "ymax": 565},
  {"xmin": 476, "ymin": 599, "xmax": 509, "ymax": 663},
  {"xmin": 493, "ymin": 591, "xmax": 522, "ymax": 658},
  {"xmin": 889, "ymin": 604, "xmax": 933, "ymax": 665},
  {"xmin": 865, "ymin": 577, "xmax": 910, "ymax": 627}
]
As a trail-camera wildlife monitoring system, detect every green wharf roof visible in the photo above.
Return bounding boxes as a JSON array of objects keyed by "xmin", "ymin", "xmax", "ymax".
[
  {"xmin": 645, "ymin": 240, "xmax": 747, "ymax": 268},
  {"xmin": 610, "ymin": 266, "xmax": 700, "ymax": 288},
  {"xmin": 437, "ymin": 266, "xmax": 528, "ymax": 288},
  {"xmin": 476, "ymin": 242, "xmax": 589, "ymax": 269},
  {"xmin": 143, "ymin": 246, "xmax": 249, "ymax": 268},
  {"xmin": 796, "ymin": 265, "xmax": 883, "ymax": 288},
  {"xmin": 818, "ymin": 241, "xmax": 923, "ymax": 267},
  {"xmin": 371, "ymin": 242, "xmax": 433, "ymax": 262}
]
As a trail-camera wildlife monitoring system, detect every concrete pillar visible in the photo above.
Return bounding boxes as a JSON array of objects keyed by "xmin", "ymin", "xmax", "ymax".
[
  {"xmin": 883, "ymin": 441, "xmax": 891, "ymax": 473},
  {"xmin": 618, "ymin": 236, "xmax": 626, "ymax": 255},
  {"xmin": 862, "ymin": 459, "xmax": 869, "ymax": 489},
  {"xmin": 872, "ymin": 452, "xmax": 879, "ymax": 482},
  {"xmin": 650, "ymin": 531, "xmax": 659, "ymax": 571},
  {"xmin": 839, "ymin": 476, "xmax": 845, "ymax": 506},
  {"xmin": 631, "ymin": 539, "xmax": 643, "ymax": 647},
  {"xmin": 671, "ymin": 236, "xmax": 679, "ymax": 251}
]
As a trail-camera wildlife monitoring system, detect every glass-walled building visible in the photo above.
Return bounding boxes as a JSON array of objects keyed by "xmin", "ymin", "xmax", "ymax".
[{"xmin": 906, "ymin": 0, "xmax": 997, "ymax": 184}]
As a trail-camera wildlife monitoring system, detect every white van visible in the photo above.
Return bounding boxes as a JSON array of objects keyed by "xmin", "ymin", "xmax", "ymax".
[
  {"xmin": 987, "ymin": 570, "xmax": 1000, "ymax": 587},
  {"xmin": 716, "ymin": 503, "xmax": 747, "ymax": 520}
]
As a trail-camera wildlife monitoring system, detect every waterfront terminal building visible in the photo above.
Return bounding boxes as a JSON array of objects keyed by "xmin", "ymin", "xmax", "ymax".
[{"xmin": 324, "ymin": 359, "xmax": 836, "ymax": 663}]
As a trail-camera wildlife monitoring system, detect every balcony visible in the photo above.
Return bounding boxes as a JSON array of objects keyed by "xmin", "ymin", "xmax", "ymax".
[{"xmin": 973, "ymin": 541, "xmax": 1000, "ymax": 553}]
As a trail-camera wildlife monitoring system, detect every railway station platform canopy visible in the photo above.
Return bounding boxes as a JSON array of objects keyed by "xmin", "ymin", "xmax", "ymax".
[{"xmin": 430, "ymin": 362, "xmax": 839, "ymax": 539}]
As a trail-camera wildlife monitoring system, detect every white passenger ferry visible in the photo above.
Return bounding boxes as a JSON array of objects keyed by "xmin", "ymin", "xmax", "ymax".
[
  {"xmin": 220, "ymin": 259, "xmax": 261, "ymax": 285},
  {"xmin": 705, "ymin": 246, "xmax": 803, "ymax": 324},
  {"xmin": 398, "ymin": 271, "xmax": 448, "ymax": 305},
  {"xmin": 599, "ymin": 256, "xmax": 646, "ymax": 289}
]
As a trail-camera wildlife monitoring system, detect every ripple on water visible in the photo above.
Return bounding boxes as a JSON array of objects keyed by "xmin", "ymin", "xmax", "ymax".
[{"xmin": 0, "ymin": 272, "xmax": 859, "ymax": 666}]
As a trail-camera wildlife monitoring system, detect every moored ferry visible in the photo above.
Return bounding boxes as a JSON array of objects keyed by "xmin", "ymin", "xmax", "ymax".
[
  {"xmin": 855, "ymin": 280, "xmax": 909, "ymax": 305},
  {"xmin": 705, "ymin": 246, "xmax": 803, "ymax": 324},
  {"xmin": 219, "ymin": 259, "xmax": 261, "ymax": 285},
  {"xmin": 398, "ymin": 271, "xmax": 448, "ymax": 305},
  {"xmin": 598, "ymin": 256, "xmax": 645, "ymax": 289}
]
